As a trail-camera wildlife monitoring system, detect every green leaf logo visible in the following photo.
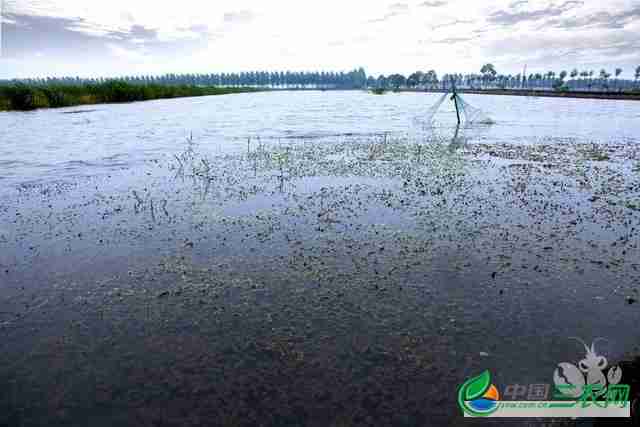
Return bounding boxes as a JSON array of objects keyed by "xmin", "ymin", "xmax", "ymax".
[
  {"xmin": 463, "ymin": 370, "xmax": 491, "ymax": 400},
  {"xmin": 457, "ymin": 370, "xmax": 499, "ymax": 417}
]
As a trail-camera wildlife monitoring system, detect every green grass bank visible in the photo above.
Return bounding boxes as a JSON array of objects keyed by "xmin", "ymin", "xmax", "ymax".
[{"xmin": 0, "ymin": 82, "xmax": 260, "ymax": 111}]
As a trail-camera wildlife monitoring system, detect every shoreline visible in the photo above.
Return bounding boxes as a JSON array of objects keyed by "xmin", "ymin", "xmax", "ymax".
[
  {"xmin": 2, "ymin": 86, "xmax": 639, "ymax": 112},
  {"xmin": 397, "ymin": 87, "xmax": 640, "ymax": 101},
  {"xmin": 259, "ymin": 87, "xmax": 640, "ymax": 101}
]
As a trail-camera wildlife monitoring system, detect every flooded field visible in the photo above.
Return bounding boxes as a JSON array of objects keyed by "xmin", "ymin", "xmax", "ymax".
[{"xmin": 1, "ymin": 91, "xmax": 639, "ymax": 426}]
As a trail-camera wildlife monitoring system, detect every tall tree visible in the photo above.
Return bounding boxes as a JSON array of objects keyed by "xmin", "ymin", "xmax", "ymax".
[
  {"xmin": 599, "ymin": 69, "xmax": 611, "ymax": 89},
  {"xmin": 555, "ymin": 71, "xmax": 567, "ymax": 90},
  {"xmin": 388, "ymin": 74, "xmax": 406, "ymax": 90},
  {"xmin": 424, "ymin": 70, "xmax": 438, "ymax": 89},
  {"xmin": 407, "ymin": 71, "xmax": 424, "ymax": 88},
  {"xmin": 376, "ymin": 75, "xmax": 387, "ymax": 89},
  {"xmin": 354, "ymin": 67, "xmax": 367, "ymax": 89},
  {"xmin": 480, "ymin": 64, "xmax": 497, "ymax": 87}
]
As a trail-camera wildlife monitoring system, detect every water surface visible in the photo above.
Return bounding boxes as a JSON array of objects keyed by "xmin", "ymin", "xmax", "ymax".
[{"xmin": 1, "ymin": 91, "xmax": 639, "ymax": 426}]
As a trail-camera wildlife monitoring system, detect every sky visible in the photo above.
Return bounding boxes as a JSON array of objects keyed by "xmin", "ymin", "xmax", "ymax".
[{"xmin": 1, "ymin": 0, "xmax": 639, "ymax": 79}]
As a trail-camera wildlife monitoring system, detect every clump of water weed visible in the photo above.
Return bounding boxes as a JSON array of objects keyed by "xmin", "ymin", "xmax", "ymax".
[
  {"xmin": 579, "ymin": 144, "xmax": 610, "ymax": 161},
  {"xmin": 625, "ymin": 201, "xmax": 639, "ymax": 211}
]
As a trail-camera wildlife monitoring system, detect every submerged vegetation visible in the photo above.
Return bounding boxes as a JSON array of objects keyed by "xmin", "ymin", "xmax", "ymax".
[
  {"xmin": 579, "ymin": 144, "xmax": 611, "ymax": 161},
  {"xmin": 0, "ymin": 81, "xmax": 258, "ymax": 111},
  {"xmin": 2, "ymin": 98, "xmax": 640, "ymax": 424}
]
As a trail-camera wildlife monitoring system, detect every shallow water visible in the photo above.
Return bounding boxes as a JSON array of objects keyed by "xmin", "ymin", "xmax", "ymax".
[
  {"xmin": 0, "ymin": 91, "xmax": 638, "ymax": 189},
  {"xmin": 1, "ymin": 91, "xmax": 639, "ymax": 426}
]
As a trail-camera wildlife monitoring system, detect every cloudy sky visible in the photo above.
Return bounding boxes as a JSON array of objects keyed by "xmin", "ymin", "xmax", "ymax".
[{"xmin": 1, "ymin": 0, "xmax": 639, "ymax": 79}]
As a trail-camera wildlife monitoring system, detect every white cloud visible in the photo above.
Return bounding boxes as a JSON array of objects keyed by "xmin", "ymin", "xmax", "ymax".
[
  {"xmin": 106, "ymin": 43, "xmax": 147, "ymax": 62},
  {"xmin": 1, "ymin": 0, "xmax": 639, "ymax": 78}
]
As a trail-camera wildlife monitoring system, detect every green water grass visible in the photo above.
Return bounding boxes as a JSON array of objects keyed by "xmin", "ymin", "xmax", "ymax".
[{"xmin": 0, "ymin": 81, "xmax": 260, "ymax": 111}]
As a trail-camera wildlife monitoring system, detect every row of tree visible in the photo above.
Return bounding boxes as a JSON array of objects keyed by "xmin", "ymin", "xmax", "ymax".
[
  {"xmin": 2, "ymin": 65, "xmax": 639, "ymax": 92},
  {"xmin": 449, "ymin": 64, "xmax": 640, "ymax": 92},
  {"xmin": 0, "ymin": 69, "xmax": 368, "ymax": 90}
]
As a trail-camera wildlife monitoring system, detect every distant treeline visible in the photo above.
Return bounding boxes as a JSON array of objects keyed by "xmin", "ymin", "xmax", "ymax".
[
  {"xmin": 1, "ymin": 68, "xmax": 369, "ymax": 92},
  {"xmin": 0, "ymin": 81, "xmax": 258, "ymax": 111},
  {"xmin": 3, "ymin": 65, "xmax": 639, "ymax": 94},
  {"xmin": 2, "ymin": 65, "xmax": 639, "ymax": 111}
]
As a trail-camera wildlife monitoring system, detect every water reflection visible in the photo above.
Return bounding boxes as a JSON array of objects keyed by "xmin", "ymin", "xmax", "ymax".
[{"xmin": 448, "ymin": 124, "xmax": 465, "ymax": 153}]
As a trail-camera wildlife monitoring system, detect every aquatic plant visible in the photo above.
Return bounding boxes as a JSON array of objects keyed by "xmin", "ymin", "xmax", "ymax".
[
  {"xmin": 579, "ymin": 144, "xmax": 610, "ymax": 161},
  {"xmin": 367, "ymin": 133, "xmax": 389, "ymax": 160},
  {"xmin": 626, "ymin": 201, "xmax": 639, "ymax": 211}
]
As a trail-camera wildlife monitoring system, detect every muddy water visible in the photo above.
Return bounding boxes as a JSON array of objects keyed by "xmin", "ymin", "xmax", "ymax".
[{"xmin": 1, "ymin": 91, "xmax": 639, "ymax": 426}]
